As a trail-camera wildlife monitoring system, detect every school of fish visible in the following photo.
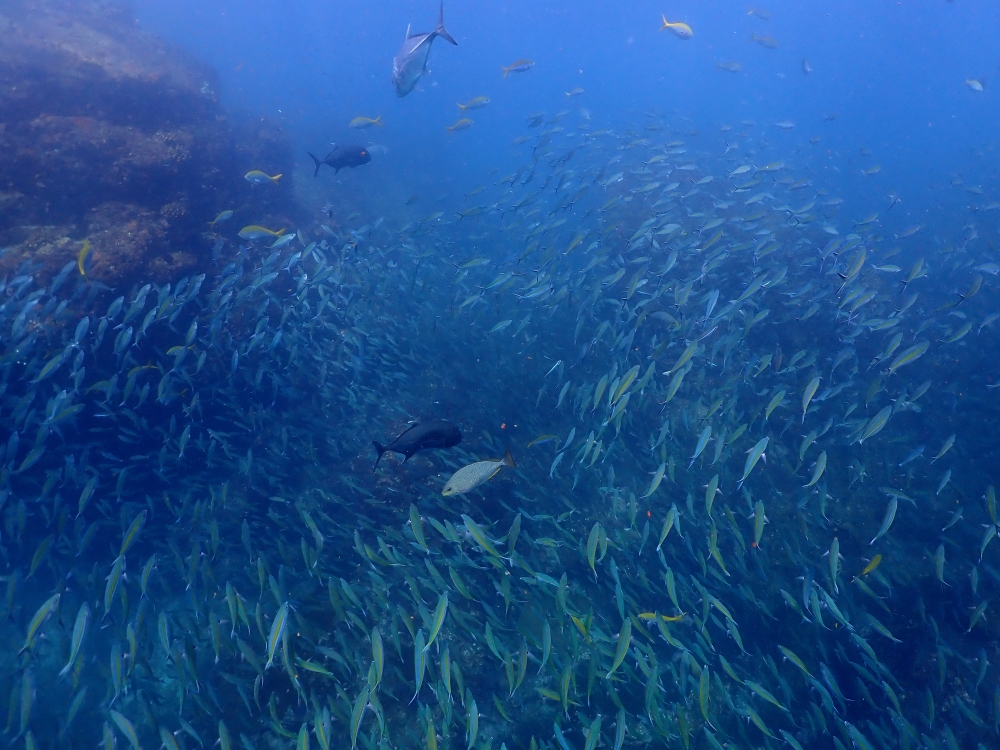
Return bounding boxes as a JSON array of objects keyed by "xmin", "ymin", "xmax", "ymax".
[{"xmin": 2, "ymin": 17, "xmax": 1000, "ymax": 750}]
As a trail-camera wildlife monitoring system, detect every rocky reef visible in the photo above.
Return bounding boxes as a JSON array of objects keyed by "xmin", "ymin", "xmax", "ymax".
[{"xmin": 0, "ymin": 0, "xmax": 296, "ymax": 287}]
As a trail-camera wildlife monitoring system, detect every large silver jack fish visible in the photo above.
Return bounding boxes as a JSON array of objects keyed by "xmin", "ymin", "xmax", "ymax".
[{"xmin": 392, "ymin": 2, "xmax": 457, "ymax": 97}]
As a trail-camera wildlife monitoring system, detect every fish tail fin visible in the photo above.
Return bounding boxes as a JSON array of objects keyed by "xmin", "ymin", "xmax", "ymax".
[
  {"xmin": 372, "ymin": 441, "xmax": 387, "ymax": 473},
  {"xmin": 271, "ymin": 173, "xmax": 282, "ymax": 182},
  {"xmin": 457, "ymin": 103, "xmax": 466, "ymax": 113},
  {"xmin": 375, "ymin": 116, "xmax": 383, "ymax": 126},
  {"xmin": 503, "ymin": 448, "xmax": 516, "ymax": 468},
  {"xmin": 436, "ymin": 2, "xmax": 457, "ymax": 45},
  {"xmin": 308, "ymin": 153, "xmax": 322, "ymax": 177},
  {"xmin": 276, "ymin": 228, "xmax": 287, "ymax": 237},
  {"xmin": 660, "ymin": 15, "xmax": 668, "ymax": 30},
  {"xmin": 502, "ymin": 66, "xmax": 509, "ymax": 78}
]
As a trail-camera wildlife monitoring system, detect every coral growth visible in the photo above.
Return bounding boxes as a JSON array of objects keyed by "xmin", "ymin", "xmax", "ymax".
[{"xmin": 0, "ymin": 0, "xmax": 296, "ymax": 288}]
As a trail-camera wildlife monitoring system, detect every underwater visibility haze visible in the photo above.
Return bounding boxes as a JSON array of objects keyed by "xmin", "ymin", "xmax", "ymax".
[{"xmin": 3, "ymin": 1, "xmax": 1000, "ymax": 750}]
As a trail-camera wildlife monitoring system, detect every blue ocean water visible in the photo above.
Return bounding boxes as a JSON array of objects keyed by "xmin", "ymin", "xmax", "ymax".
[
  {"xmin": 133, "ymin": 0, "xmax": 1000, "ymax": 216},
  {"xmin": 2, "ymin": 2, "xmax": 1000, "ymax": 750}
]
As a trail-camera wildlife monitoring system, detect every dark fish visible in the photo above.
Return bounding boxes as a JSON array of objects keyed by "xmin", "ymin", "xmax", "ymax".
[
  {"xmin": 392, "ymin": 2, "xmax": 457, "ymax": 97},
  {"xmin": 308, "ymin": 145, "xmax": 372, "ymax": 176},
  {"xmin": 372, "ymin": 420, "xmax": 462, "ymax": 472}
]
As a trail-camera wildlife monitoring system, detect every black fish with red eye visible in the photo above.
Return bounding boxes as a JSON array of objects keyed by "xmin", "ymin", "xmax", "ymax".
[
  {"xmin": 308, "ymin": 144, "xmax": 372, "ymax": 176},
  {"xmin": 372, "ymin": 420, "xmax": 462, "ymax": 473}
]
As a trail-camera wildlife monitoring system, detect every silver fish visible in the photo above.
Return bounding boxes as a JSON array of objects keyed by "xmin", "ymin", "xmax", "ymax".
[
  {"xmin": 392, "ymin": 2, "xmax": 457, "ymax": 97},
  {"xmin": 442, "ymin": 450, "xmax": 515, "ymax": 496}
]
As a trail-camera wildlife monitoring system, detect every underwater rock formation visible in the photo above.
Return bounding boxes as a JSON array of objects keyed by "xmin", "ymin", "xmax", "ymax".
[{"xmin": 0, "ymin": 0, "xmax": 295, "ymax": 286}]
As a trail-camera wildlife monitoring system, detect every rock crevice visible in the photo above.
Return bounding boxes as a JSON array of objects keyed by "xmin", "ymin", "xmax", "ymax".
[{"xmin": 0, "ymin": 0, "xmax": 295, "ymax": 286}]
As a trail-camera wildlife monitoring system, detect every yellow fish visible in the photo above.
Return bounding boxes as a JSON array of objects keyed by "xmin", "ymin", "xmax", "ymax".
[
  {"xmin": 457, "ymin": 97, "xmax": 490, "ymax": 113},
  {"xmin": 208, "ymin": 210, "xmax": 234, "ymax": 226},
  {"xmin": 638, "ymin": 612, "xmax": 686, "ymax": 622},
  {"xmin": 501, "ymin": 59, "xmax": 535, "ymax": 77},
  {"xmin": 238, "ymin": 225, "xmax": 286, "ymax": 241},
  {"xmin": 446, "ymin": 118, "xmax": 474, "ymax": 132},
  {"xmin": 660, "ymin": 16, "xmax": 693, "ymax": 39},
  {"xmin": 350, "ymin": 115, "xmax": 383, "ymax": 128},
  {"xmin": 77, "ymin": 240, "xmax": 93, "ymax": 277},
  {"xmin": 860, "ymin": 554, "xmax": 882, "ymax": 576},
  {"xmin": 244, "ymin": 170, "xmax": 281, "ymax": 185}
]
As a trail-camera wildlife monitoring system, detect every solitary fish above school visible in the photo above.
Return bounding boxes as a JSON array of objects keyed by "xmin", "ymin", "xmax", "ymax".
[
  {"xmin": 350, "ymin": 116, "xmax": 383, "ymax": 128},
  {"xmin": 373, "ymin": 420, "xmax": 462, "ymax": 473},
  {"xmin": 457, "ymin": 96, "xmax": 490, "ymax": 114},
  {"xmin": 751, "ymin": 33, "xmax": 779, "ymax": 48},
  {"xmin": 502, "ymin": 59, "xmax": 535, "ymax": 77},
  {"xmin": 446, "ymin": 118, "xmax": 473, "ymax": 132},
  {"xmin": 659, "ymin": 16, "xmax": 693, "ymax": 39},
  {"xmin": 442, "ymin": 449, "xmax": 515, "ymax": 496},
  {"xmin": 245, "ymin": 170, "xmax": 282, "ymax": 185},
  {"xmin": 392, "ymin": 1, "xmax": 457, "ymax": 97},
  {"xmin": 308, "ymin": 145, "xmax": 372, "ymax": 176}
]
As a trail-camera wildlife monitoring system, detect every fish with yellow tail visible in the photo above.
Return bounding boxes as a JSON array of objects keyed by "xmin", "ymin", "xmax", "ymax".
[
  {"xmin": 442, "ymin": 449, "xmax": 515, "ymax": 495},
  {"xmin": 638, "ymin": 612, "xmax": 686, "ymax": 622},
  {"xmin": 77, "ymin": 240, "xmax": 94, "ymax": 277},
  {"xmin": 659, "ymin": 15, "xmax": 693, "ymax": 39},
  {"xmin": 502, "ymin": 59, "xmax": 535, "ymax": 77},
  {"xmin": 265, "ymin": 602, "xmax": 289, "ymax": 669},
  {"xmin": 244, "ymin": 170, "xmax": 282, "ymax": 185},
  {"xmin": 446, "ymin": 118, "xmax": 474, "ymax": 132},
  {"xmin": 239, "ymin": 226, "xmax": 286, "ymax": 241},
  {"xmin": 457, "ymin": 96, "xmax": 490, "ymax": 114},
  {"xmin": 350, "ymin": 116, "xmax": 383, "ymax": 128}
]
